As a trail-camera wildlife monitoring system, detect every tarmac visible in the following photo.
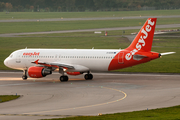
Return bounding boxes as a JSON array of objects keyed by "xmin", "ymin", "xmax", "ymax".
[
  {"xmin": 0, "ymin": 72, "xmax": 180, "ymax": 120},
  {"xmin": 0, "ymin": 24, "xmax": 180, "ymax": 37}
]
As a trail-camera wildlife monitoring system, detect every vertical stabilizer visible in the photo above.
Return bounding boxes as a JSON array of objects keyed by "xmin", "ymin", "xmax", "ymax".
[{"xmin": 126, "ymin": 18, "xmax": 157, "ymax": 52}]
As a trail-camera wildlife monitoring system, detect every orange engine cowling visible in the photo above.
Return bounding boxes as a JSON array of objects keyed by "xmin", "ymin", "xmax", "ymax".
[
  {"xmin": 66, "ymin": 72, "xmax": 81, "ymax": 76},
  {"xmin": 28, "ymin": 66, "xmax": 52, "ymax": 78}
]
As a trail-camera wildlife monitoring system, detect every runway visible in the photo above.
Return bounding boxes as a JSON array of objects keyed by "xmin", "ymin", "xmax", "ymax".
[
  {"xmin": 0, "ymin": 72, "xmax": 180, "ymax": 120},
  {"xmin": 0, "ymin": 24, "xmax": 180, "ymax": 37}
]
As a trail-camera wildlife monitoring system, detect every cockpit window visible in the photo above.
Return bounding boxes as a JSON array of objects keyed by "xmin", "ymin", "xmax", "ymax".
[{"xmin": 10, "ymin": 54, "xmax": 13, "ymax": 58}]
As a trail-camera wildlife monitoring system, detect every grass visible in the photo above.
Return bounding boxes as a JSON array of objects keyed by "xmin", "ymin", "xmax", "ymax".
[
  {"xmin": 42, "ymin": 105, "xmax": 180, "ymax": 120},
  {"xmin": 0, "ymin": 17, "xmax": 180, "ymax": 34},
  {"xmin": 0, "ymin": 95, "xmax": 20, "ymax": 103},
  {"xmin": 1, "ymin": 9, "xmax": 180, "ymax": 20}
]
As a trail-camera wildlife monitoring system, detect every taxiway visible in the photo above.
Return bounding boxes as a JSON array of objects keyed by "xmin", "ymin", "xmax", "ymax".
[{"xmin": 0, "ymin": 72, "xmax": 180, "ymax": 120}]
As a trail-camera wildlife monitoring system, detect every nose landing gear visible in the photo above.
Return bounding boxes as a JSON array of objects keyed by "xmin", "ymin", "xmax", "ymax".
[{"xmin": 22, "ymin": 70, "xmax": 28, "ymax": 80}]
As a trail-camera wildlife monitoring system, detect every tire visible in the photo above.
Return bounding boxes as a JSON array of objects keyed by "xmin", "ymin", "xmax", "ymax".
[
  {"xmin": 89, "ymin": 74, "xmax": 93, "ymax": 80},
  {"xmin": 22, "ymin": 75, "xmax": 28, "ymax": 80},
  {"xmin": 60, "ymin": 76, "xmax": 68, "ymax": 82},
  {"xmin": 84, "ymin": 74, "xmax": 93, "ymax": 80},
  {"xmin": 84, "ymin": 74, "xmax": 89, "ymax": 80}
]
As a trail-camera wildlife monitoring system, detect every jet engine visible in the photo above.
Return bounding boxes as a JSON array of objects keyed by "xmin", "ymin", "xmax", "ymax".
[{"xmin": 28, "ymin": 66, "xmax": 52, "ymax": 78}]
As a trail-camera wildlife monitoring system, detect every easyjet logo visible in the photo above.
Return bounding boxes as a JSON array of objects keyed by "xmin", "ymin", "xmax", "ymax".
[
  {"xmin": 23, "ymin": 52, "xmax": 40, "ymax": 56},
  {"xmin": 125, "ymin": 19, "xmax": 155, "ymax": 60}
]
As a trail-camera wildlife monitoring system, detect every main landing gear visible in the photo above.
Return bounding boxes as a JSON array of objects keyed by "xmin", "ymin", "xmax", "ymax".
[
  {"xmin": 59, "ymin": 68, "xmax": 69, "ymax": 82},
  {"xmin": 59, "ymin": 69, "xmax": 93, "ymax": 82},
  {"xmin": 60, "ymin": 75, "xmax": 68, "ymax": 82},
  {"xmin": 59, "ymin": 73, "xmax": 93, "ymax": 82},
  {"xmin": 84, "ymin": 71, "xmax": 93, "ymax": 80},
  {"xmin": 22, "ymin": 70, "xmax": 28, "ymax": 80},
  {"xmin": 84, "ymin": 73, "xmax": 93, "ymax": 80}
]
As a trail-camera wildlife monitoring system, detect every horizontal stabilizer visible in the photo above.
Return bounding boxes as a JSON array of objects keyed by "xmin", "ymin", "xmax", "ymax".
[
  {"xmin": 160, "ymin": 52, "xmax": 176, "ymax": 56},
  {"xmin": 133, "ymin": 54, "xmax": 147, "ymax": 61}
]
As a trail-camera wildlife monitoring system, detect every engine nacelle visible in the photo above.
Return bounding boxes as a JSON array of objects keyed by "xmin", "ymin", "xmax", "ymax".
[
  {"xmin": 66, "ymin": 72, "xmax": 81, "ymax": 76},
  {"xmin": 28, "ymin": 66, "xmax": 52, "ymax": 78}
]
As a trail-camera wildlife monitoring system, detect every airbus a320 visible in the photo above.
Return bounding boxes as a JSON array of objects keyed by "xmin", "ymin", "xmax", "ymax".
[{"xmin": 4, "ymin": 18, "xmax": 175, "ymax": 82}]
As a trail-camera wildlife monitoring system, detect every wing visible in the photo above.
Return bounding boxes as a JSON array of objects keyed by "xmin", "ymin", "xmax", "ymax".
[
  {"xmin": 31, "ymin": 59, "xmax": 89, "ymax": 72},
  {"xmin": 31, "ymin": 59, "xmax": 74, "ymax": 69}
]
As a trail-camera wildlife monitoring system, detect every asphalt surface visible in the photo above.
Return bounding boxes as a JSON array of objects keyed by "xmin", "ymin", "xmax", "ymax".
[
  {"xmin": 0, "ymin": 72, "xmax": 180, "ymax": 120},
  {"xmin": 1, "ymin": 15, "xmax": 180, "ymax": 22},
  {"xmin": 0, "ymin": 24, "xmax": 180, "ymax": 37}
]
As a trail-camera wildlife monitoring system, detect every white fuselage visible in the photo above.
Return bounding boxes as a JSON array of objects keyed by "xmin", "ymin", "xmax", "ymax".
[{"xmin": 4, "ymin": 49, "xmax": 121, "ymax": 71}]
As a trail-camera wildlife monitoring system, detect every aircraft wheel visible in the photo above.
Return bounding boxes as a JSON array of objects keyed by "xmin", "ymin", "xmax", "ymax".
[
  {"xmin": 84, "ymin": 74, "xmax": 93, "ymax": 80},
  {"xmin": 22, "ymin": 75, "xmax": 28, "ymax": 80},
  {"xmin": 89, "ymin": 74, "xmax": 93, "ymax": 79},
  {"xmin": 60, "ymin": 75, "xmax": 68, "ymax": 82}
]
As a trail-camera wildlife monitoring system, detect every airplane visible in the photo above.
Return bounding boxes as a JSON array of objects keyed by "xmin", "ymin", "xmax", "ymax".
[{"xmin": 4, "ymin": 18, "xmax": 175, "ymax": 82}]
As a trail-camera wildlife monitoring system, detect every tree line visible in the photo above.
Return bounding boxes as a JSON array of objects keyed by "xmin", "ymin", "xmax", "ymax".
[{"xmin": 0, "ymin": 0, "xmax": 180, "ymax": 12}]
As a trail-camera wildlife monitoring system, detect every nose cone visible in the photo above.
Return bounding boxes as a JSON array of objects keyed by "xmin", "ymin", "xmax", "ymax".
[{"xmin": 4, "ymin": 58, "xmax": 9, "ymax": 67}]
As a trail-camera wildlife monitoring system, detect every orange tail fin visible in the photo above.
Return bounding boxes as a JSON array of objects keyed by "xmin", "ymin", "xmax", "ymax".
[
  {"xmin": 108, "ymin": 18, "xmax": 159, "ymax": 71},
  {"xmin": 126, "ymin": 18, "xmax": 157, "ymax": 52}
]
